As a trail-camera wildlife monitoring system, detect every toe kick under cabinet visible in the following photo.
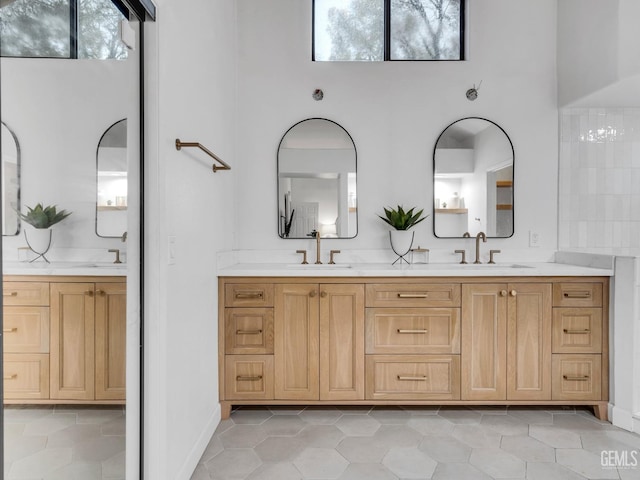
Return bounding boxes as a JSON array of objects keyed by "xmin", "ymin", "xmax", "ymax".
[
  {"xmin": 218, "ymin": 276, "xmax": 609, "ymax": 420},
  {"xmin": 3, "ymin": 275, "xmax": 126, "ymax": 405}
]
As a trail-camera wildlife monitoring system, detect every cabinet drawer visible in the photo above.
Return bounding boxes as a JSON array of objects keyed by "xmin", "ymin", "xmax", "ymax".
[
  {"xmin": 552, "ymin": 308, "xmax": 602, "ymax": 353},
  {"xmin": 553, "ymin": 283, "xmax": 602, "ymax": 307},
  {"xmin": 225, "ymin": 284, "xmax": 274, "ymax": 307},
  {"xmin": 3, "ymin": 282, "xmax": 49, "ymax": 306},
  {"xmin": 366, "ymin": 284, "xmax": 460, "ymax": 308},
  {"xmin": 366, "ymin": 355, "xmax": 460, "ymax": 400},
  {"xmin": 3, "ymin": 353, "xmax": 50, "ymax": 400},
  {"xmin": 225, "ymin": 308, "xmax": 274, "ymax": 354},
  {"xmin": 552, "ymin": 354, "xmax": 601, "ymax": 401},
  {"xmin": 225, "ymin": 355, "xmax": 274, "ymax": 400},
  {"xmin": 3, "ymin": 307, "xmax": 50, "ymax": 353},
  {"xmin": 365, "ymin": 308, "xmax": 460, "ymax": 354}
]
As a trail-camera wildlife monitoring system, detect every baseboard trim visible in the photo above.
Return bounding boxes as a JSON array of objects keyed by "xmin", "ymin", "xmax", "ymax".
[
  {"xmin": 176, "ymin": 403, "xmax": 221, "ymax": 480},
  {"xmin": 610, "ymin": 404, "xmax": 636, "ymax": 432}
]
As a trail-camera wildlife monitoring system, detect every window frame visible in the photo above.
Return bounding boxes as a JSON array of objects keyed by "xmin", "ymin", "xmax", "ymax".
[{"xmin": 312, "ymin": 0, "xmax": 466, "ymax": 62}]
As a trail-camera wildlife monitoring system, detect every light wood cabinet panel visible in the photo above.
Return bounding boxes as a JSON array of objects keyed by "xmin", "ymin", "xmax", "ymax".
[
  {"xmin": 552, "ymin": 308, "xmax": 602, "ymax": 353},
  {"xmin": 3, "ymin": 307, "xmax": 49, "ymax": 353},
  {"xmin": 50, "ymin": 283, "xmax": 95, "ymax": 400},
  {"xmin": 3, "ymin": 282, "xmax": 49, "ymax": 306},
  {"xmin": 225, "ymin": 355, "xmax": 274, "ymax": 400},
  {"xmin": 461, "ymin": 284, "xmax": 507, "ymax": 400},
  {"xmin": 553, "ymin": 283, "xmax": 602, "ymax": 307},
  {"xmin": 366, "ymin": 355, "xmax": 460, "ymax": 400},
  {"xmin": 366, "ymin": 283, "xmax": 460, "ymax": 308},
  {"xmin": 95, "ymin": 283, "xmax": 127, "ymax": 400},
  {"xmin": 366, "ymin": 308, "xmax": 460, "ymax": 354},
  {"xmin": 507, "ymin": 283, "xmax": 552, "ymax": 400},
  {"xmin": 552, "ymin": 354, "xmax": 602, "ymax": 400},
  {"xmin": 3, "ymin": 353, "xmax": 49, "ymax": 400},
  {"xmin": 274, "ymin": 284, "xmax": 319, "ymax": 400},
  {"xmin": 225, "ymin": 308, "xmax": 274, "ymax": 354},
  {"xmin": 225, "ymin": 283, "xmax": 274, "ymax": 308},
  {"xmin": 319, "ymin": 284, "xmax": 364, "ymax": 401}
]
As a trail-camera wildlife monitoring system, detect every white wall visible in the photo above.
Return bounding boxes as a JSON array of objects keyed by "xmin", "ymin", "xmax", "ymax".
[
  {"xmin": 143, "ymin": 0, "xmax": 236, "ymax": 478},
  {"xmin": 234, "ymin": 0, "xmax": 559, "ymax": 259},
  {"xmin": 0, "ymin": 58, "xmax": 135, "ymax": 260}
]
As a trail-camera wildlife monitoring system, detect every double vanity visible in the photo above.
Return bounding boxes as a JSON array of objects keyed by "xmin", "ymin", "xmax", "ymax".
[
  {"xmin": 218, "ymin": 261, "xmax": 611, "ymax": 421},
  {"xmin": 3, "ymin": 263, "xmax": 127, "ymax": 405}
]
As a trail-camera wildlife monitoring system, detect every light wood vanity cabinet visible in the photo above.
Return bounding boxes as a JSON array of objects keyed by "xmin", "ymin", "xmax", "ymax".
[
  {"xmin": 3, "ymin": 276, "xmax": 126, "ymax": 404},
  {"xmin": 219, "ymin": 276, "xmax": 609, "ymax": 420}
]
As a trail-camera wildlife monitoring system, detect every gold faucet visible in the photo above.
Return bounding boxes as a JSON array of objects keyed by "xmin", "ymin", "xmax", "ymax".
[
  {"xmin": 108, "ymin": 248, "xmax": 122, "ymax": 264},
  {"xmin": 307, "ymin": 230, "xmax": 322, "ymax": 264},
  {"xmin": 474, "ymin": 232, "xmax": 487, "ymax": 264}
]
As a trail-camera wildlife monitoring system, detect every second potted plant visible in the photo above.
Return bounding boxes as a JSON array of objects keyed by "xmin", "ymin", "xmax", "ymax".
[{"xmin": 378, "ymin": 205, "xmax": 428, "ymax": 264}]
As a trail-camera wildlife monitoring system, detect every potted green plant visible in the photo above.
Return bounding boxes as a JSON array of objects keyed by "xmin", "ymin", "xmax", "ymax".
[
  {"xmin": 18, "ymin": 203, "xmax": 72, "ymax": 262},
  {"xmin": 378, "ymin": 205, "xmax": 428, "ymax": 264}
]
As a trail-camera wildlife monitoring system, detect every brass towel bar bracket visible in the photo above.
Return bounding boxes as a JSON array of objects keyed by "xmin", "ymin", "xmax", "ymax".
[{"xmin": 175, "ymin": 139, "xmax": 231, "ymax": 173}]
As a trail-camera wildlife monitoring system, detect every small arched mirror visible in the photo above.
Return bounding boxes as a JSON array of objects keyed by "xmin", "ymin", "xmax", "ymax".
[
  {"xmin": 277, "ymin": 118, "xmax": 357, "ymax": 238},
  {"xmin": 433, "ymin": 117, "xmax": 514, "ymax": 238},
  {"xmin": 2, "ymin": 122, "xmax": 20, "ymax": 236},
  {"xmin": 96, "ymin": 118, "xmax": 128, "ymax": 238}
]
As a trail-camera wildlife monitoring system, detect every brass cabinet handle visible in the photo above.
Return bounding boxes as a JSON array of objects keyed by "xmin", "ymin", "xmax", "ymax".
[
  {"xmin": 500, "ymin": 290, "xmax": 507, "ymax": 297},
  {"xmin": 563, "ymin": 291, "xmax": 591, "ymax": 299},
  {"xmin": 563, "ymin": 329, "xmax": 591, "ymax": 334},
  {"xmin": 85, "ymin": 291, "xmax": 94, "ymax": 297},
  {"xmin": 397, "ymin": 375, "xmax": 428, "ymax": 381},
  {"xmin": 510, "ymin": 290, "xmax": 517, "ymax": 297},
  {"xmin": 397, "ymin": 329, "xmax": 428, "ymax": 334},
  {"xmin": 4, "ymin": 291, "xmax": 18, "ymax": 297},
  {"xmin": 236, "ymin": 330, "xmax": 263, "ymax": 335},
  {"xmin": 3, "ymin": 328, "xmax": 17, "ymax": 333},
  {"xmin": 235, "ymin": 292, "xmax": 264, "ymax": 299},
  {"xmin": 4, "ymin": 374, "xmax": 17, "ymax": 380},
  {"xmin": 320, "ymin": 291, "xmax": 327, "ymax": 298},
  {"xmin": 96, "ymin": 290, "xmax": 106, "ymax": 296},
  {"xmin": 309, "ymin": 291, "xmax": 317, "ymax": 298},
  {"xmin": 563, "ymin": 375, "xmax": 589, "ymax": 381},
  {"xmin": 236, "ymin": 375, "xmax": 263, "ymax": 381},
  {"xmin": 397, "ymin": 293, "xmax": 428, "ymax": 298}
]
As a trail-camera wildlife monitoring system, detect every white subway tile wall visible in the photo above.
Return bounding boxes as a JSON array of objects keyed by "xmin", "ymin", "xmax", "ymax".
[{"xmin": 559, "ymin": 108, "xmax": 640, "ymax": 255}]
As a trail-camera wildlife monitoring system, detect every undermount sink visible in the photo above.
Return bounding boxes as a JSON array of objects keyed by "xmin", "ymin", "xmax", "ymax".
[{"xmin": 286, "ymin": 263, "xmax": 352, "ymax": 269}]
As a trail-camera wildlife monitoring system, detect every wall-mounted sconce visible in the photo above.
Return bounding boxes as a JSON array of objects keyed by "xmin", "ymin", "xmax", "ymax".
[
  {"xmin": 312, "ymin": 88, "xmax": 324, "ymax": 101},
  {"xmin": 466, "ymin": 81, "xmax": 482, "ymax": 101}
]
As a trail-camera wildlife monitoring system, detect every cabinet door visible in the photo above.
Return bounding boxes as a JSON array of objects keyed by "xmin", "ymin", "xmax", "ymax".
[
  {"xmin": 507, "ymin": 283, "xmax": 552, "ymax": 400},
  {"xmin": 274, "ymin": 284, "xmax": 319, "ymax": 400},
  {"xmin": 50, "ymin": 283, "xmax": 95, "ymax": 400},
  {"xmin": 319, "ymin": 284, "xmax": 364, "ymax": 401},
  {"xmin": 95, "ymin": 282, "xmax": 127, "ymax": 400},
  {"xmin": 461, "ymin": 284, "xmax": 507, "ymax": 400}
]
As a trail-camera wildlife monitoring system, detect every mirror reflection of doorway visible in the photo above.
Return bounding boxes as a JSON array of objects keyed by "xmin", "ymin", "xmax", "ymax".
[{"xmin": 0, "ymin": 1, "xmax": 150, "ymax": 478}]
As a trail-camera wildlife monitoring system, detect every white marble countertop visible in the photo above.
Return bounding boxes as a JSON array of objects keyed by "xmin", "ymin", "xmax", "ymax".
[
  {"xmin": 3, "ymin": 261, "xmax": 128, "ymax": 276},
  {"xmin": 218, "ymin": 262, "xmax": 614, "ymax": 277}
]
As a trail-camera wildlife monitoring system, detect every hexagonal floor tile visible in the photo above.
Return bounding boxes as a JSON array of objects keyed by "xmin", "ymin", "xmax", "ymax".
[
  {"xmin": 529, "ymin": 425, "xmax": 582, "ymax": 449},
  {"xmin": 261, "ymin": 415, "xmax": 307, "ymax": 436},
  {"xmin": 296, "ymin": 424, "xmax": 346, "ymax": 448},
  {"xmin": 469, "ymin": 447, "xmax": 525, "ymax": 479},
  {"xmin": 337, "ymin": 463, "xmax": 398, "ymax": 480},
  {"xmin": 556, "ymin": 448, "xmax": 621, "ymax": 479},
  {"xmin": 407, "ymin": 416, "xmax": 455, "ymax": 436},
  {"xmin": 419, "ymin": 435, "xmax": 472, "ymax": 463},
  {"xmin": 499, "ymin": 434, "xmax": 555, "ymax": 462},
  {"xmin": 203, "ymin": 449, "xmax": 262, "ymax": 478},
  {"xmin": 293, "ymin": 447, "xmax": 348, "ymax": 479},
  {"xmin": 219, "ymin": 424, "xmax": 268, "ymax": 448},
  {"xmin": 335, "ymin": 415, "xmax": 381, "ymax": 436},
  {"xmin": 382, "ymin": 446, "xmax": 437, "ymax": 479},
  {"xmin": 230, "ymin": 407, "xmax": 273, "ymax": 425},
  {"xmin": 300, "ymin": 406, "xmax": 343, "ymax": 425},
  {"xmin": 254, "ymin": 435, "xmax": 306, "ymax": 462}
]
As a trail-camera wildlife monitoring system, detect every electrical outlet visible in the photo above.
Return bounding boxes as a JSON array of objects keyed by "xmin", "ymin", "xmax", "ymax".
[
  {"xmin": 168, "ymin": 236, "xmax": 176, "ymax": 265},
  {"xmin": 529, "ymin": 231, "xmax": 540, "ymax": 247}
]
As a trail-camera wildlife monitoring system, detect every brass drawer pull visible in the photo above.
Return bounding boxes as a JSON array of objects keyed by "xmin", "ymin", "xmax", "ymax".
[
  {"xmin": 236, "ymin": 375, "xmax": 263, "ymax": 381},
  {"xmin": 563, "ymin": 292, "xmax": 591, "ymax": 299},
  {"xmin": 235, "ymin": 292, "xmax": 264, "ymax": 299},
  {"xmin": 397, "ymin": 293, "xmax": 428, "ymax": 298},
  {"xmin": 4, "ymin": 374, "xmax": 17, "ymax": 380},
  {"xmin": 397, "ymin": 329, "xmax": 428, "ymax": 334},
  {"xmin": 397, "ymin": 375, "xmax": 428, "ymax": 381},
  {"xmin": 85, "ymin": 291, "xmax": 94, "ymax": 297},
  {"xmin": 3, "ymin": 327, "xmax": 18, "ymax": 333},
  {"xmin": 563, "ymin": 375, "xmax": 590, "ymax": 381},
  {"xmin": 236, "ymin": 329, "xmax": 263, "ymax": 335},
  {"xmin": 563, "ymin": 329, "xmax": 591, "ymax": 334},
  {"xmin": 4, "ymin": 291, "xmax": 18, "ymax": 297}
]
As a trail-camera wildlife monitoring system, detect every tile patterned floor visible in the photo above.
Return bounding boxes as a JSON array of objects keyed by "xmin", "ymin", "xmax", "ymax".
[
  {"xmin": 191, "ymin": 406, "xmax": 640, "ymax": 480},
  {"xmin": 4, "ymin": 405, "xmax": 126, "ymax": 480}
]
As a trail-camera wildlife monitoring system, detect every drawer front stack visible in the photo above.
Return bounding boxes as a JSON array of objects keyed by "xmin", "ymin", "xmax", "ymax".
[
  {"xmin": 223, "ymin": 283, "xmax": 274, "ymax": 400},
  {"xmin": 3, "ymin": 282, "xmax": 50, "ymax": 400},
  {"xmin": 365, "ymin": 283, "xmax": 461, "ymax": 400},
  {"xmin": 551, "ymin": 283, "xmax": 604, "ymax": 401}
]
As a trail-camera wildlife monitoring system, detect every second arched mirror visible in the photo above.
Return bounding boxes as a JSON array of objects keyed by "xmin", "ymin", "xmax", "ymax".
[
  {"xmin": 433, "ymin": 117, "xmax": 514, "ymax": 238},
  {"xmin": 277, "ymin": 118, "xmax": 357, "ymax": 239}
]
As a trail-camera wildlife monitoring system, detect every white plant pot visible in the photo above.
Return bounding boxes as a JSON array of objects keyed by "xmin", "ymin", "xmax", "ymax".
[
  {"xmin": 389, "ymin": 230, "xmax": 414, "ymax": 257},
  {"xmin": 24, "ymin": 227, "xmax": 52, "ymax": 260}
]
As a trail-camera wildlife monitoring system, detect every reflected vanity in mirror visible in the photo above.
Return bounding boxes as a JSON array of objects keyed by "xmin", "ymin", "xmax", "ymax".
[
  {"xmin": 1, "ymin": 122, "xmax": 20, "ymax": 236},
  {"xmin": 96, "ymin": 118, "xmax": 128, "ymax": 238},
  {"xmin": 433, "ymin": 117, "xmax": 514, "ymax": 238},
  {"xmin": 277, "ymin": 118, "xmax": 357, "ymax": 238}
]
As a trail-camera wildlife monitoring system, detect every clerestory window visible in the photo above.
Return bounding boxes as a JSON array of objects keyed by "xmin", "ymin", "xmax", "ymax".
[
  {"xmin": 0, "ymin": 0, "xmax": 128, "ymax": 59},
  {"xmin": 313, "ymin": 0, "xmax": 465, "ymax": 61}
]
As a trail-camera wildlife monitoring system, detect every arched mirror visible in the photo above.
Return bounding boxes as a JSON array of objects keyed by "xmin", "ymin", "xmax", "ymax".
[
  {"xmin": 96, "ymin": 118, "xmax": 128, "ymax": 238},
  {"xmin": 1, "ymin": 121, "xmax": 20, "ymax": 236},
  {"xmin": 433, "ymin": 117, "xmax": 514, "ymax": 238},
  {"xmin": 277, "ymin": 118, "xmax": 357, "ymax": 238}
]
